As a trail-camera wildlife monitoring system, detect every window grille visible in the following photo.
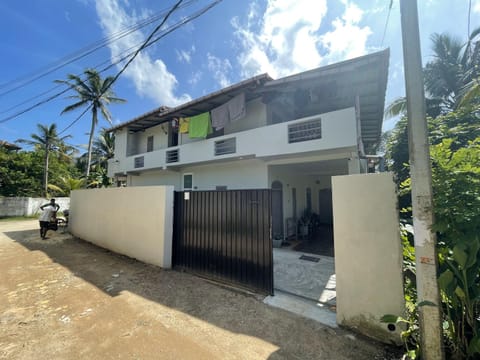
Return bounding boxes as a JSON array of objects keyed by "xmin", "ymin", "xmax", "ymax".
[
  {"xmin": 166, "ymin": 149, "xmax": 179, "ymax": 163},
  {"xmin": 288, "ymin": 118, "xmax": 322, "ymax": 143},
  {"xmin": 134, "ymin": 156, "xmax": 144, "ymax": 168},
  {"xmin": 214, "ymin": 138, "xmax": 236, "ymax": 156}
]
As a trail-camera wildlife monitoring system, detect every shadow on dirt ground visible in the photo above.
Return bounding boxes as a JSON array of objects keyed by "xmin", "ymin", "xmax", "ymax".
[{"xmin": 4, "ymin": 227, "xmax": 401, "ymax": 360}]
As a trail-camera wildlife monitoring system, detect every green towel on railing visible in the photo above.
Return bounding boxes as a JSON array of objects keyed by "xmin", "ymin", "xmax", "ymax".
[{"xmin": 188, "ymin": 112, "xmax": 212, "ymax": 138}]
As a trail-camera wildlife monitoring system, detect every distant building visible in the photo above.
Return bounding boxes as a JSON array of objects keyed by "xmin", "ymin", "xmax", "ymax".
[{"xmin": 0, "ymin": 140, "xmax": 21, "ymax": 152}]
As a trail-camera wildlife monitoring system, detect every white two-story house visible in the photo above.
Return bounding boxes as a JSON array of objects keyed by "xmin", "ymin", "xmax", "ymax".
[{"xmin": 107, "ymin": 49, "xmax": 389, "ymax": 238}]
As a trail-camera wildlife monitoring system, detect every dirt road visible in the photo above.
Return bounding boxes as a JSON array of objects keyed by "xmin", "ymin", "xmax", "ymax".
[{"xmin": 0, "ymin": 220, "xmax": 397, "ymax": 359}]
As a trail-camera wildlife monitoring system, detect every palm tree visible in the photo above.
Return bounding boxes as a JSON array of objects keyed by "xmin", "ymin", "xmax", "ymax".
[
  {"xmin": 16, "ymin": 123, "xmax": 71, "ymax": 197},
  {"xmin": 423, "ymin": 33, "xmax": 465, "ymax": 110},
  {"xmin": 48, "ymin": 176, "xmax": 85, "ymax": 196},
  {"xmin": 92, "ymin": 129, "xmax": 115, "ymax": 170},
  {"xmin": 56, "ymin": 69, "xmax": 126, "ymax": 178},
  {"xmin": 459, "ymin": 28, "xmax": 480, "ymax": 109},
  {"xmin": 385, "ymin": 27, "xmax": 480, "ymax": 119}
]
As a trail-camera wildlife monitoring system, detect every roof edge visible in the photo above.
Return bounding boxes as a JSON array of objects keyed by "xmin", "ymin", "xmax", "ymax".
[{"xmin": 106, "ymin": 73, "xmax": 272, "ymax": 133}]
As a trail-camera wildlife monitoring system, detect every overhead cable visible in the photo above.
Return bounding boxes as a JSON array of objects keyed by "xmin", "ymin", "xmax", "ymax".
[
  {"xmin": 0, "ymin": 0, "xmax": 199, "ymax": 97},
  {"xmin": 1, "ymin": 0, "xmax": 223, "ymax": 126}
]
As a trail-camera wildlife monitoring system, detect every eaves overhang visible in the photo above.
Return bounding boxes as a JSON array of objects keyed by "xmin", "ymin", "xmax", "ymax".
[
  {"xmin": 107, "ymin": 73, "xmax": 273, "ymax": 133},
  {"xmin": 258, "ymin": 48, "xmax": 390, "ymax": 147}
]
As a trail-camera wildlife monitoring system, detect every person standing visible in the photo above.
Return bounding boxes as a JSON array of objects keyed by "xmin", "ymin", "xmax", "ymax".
[{"xmin": 39, "ymin": 199, "xmax": 60, "ymax": 239}]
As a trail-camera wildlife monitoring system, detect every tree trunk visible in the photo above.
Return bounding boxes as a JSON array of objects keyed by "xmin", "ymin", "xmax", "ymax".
[
  {"xmin": 86, "ymin": 107, "xmax": 97, "ymax": 178},
  {"xmin": 44, "ymin": 145, "xmax": 49, "ymax": 198}
]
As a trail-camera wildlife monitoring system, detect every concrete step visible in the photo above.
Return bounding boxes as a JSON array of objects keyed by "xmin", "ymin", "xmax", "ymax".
[{"xmin": 264, "ymin": 290, "xmax": 337, "ymax": 328}]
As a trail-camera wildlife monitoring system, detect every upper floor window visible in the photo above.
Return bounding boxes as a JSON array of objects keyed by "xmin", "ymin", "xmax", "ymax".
[{"xmin": 147, "ymin": 136, "xmax": 154, "ymax": 152}]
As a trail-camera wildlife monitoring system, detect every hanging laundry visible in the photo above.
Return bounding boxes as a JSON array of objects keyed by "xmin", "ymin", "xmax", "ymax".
[
  {"xmin": 211, "ymin": 102, "xmax": 229, "ymax": 130},
  {"xmin": 179, "ymin": 117, "xmax": 190, "ymax": 134},
  {"xmin": 188, "ymin": 112, "xmax": 212, "ymax": 138},
  {"xmin": 228, "ymin": 92, "xmax": 246, "ymax": 122}
]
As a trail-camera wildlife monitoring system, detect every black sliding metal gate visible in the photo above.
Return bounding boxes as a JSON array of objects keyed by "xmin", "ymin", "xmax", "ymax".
[{"xmin": 173, "ymin": 190, "xmax": 273, "ymax": 295}]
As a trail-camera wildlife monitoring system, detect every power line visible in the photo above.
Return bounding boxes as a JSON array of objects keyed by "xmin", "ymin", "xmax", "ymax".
[
  {"xmin": 0, "ymin": 87, "xmax": 71, "ymax": 124},
  {"xmin": 0, "ymin": 0, "xmax": 199, "ymax": 98},
  {"xmin": 57, "ymin": 0, "xmax": 185, "ymax": 136},
  {"xmin": 468, "ymin": 0, "xmax": 472, "ymax": 39},
  {"xmin": 0, "ymin": 0, "xmax": 222, "ymax": 126},
  {"xmin": 100, "ymin": 0, "xmax": 185, "ymax": 99},
  {"xmin": 56, "ymin": 0, "xmax": 184, "ymax": 137},
  {"xmin": 381, "ymin": 0, "xmax": 394, "ymax": 47},
  {"xmin": 58, "ymin": 0, "xmax": 223, "ymax": 135},
  {"xmin": 58, "ymin": 104, "xmax": 93, "ymax": 135},
  {"xmin": 0, "ymin": 83, "xmax": 64, "ymax": 115}
]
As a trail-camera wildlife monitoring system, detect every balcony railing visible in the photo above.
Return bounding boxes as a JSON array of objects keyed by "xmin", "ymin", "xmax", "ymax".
[{"xmin": 113, "ymin": 108, "xmax": 357, "ymax": 175}]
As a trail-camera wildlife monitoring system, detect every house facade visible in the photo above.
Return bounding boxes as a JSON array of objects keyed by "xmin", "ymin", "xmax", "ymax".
[{"xmin": 107, "ymin": 49, "xmax": 389, "ymax": 238}]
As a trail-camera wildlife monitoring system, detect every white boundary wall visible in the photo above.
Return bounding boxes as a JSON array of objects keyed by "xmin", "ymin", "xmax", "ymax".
[
  {"xmin": 70, "ymin": 186, "xmax": 174, "ymax": 268},
  {"xmin": 332, "ymin": 173, "xmax": 404, "ymax": 344},
  {"xmin": 0, "ymin": 197, "xmax": 70, "ymax": 217}
]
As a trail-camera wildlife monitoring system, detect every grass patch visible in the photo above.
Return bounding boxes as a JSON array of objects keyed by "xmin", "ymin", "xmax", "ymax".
[{"xmin": 0, "ymin": 215, "xmax": 38, "ymax": 222}]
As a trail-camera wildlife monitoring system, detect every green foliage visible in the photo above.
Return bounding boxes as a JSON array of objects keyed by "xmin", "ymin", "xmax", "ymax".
[
  {"xmin": 92, "ymin": 129, "xmax": 115, "ymax": 169},
  {"xmin": 384, "ymin": 28, "xmax": 480, "ymax": 124},
  {"xmin": 0, "ymin": 143, "xmax": 79, "ymax": 198},
  {"xmin": 0, "ymin": 127, "xmax": 115, "ymax": 197},
  {"xmin": 386, "ymin": 109, "xmax": 480, "ymax": 221},
  {"xmin": 0, "ymin": 148, "xmax": 43, "ymax": 196},
  {"xmin": 384, "ymin": 26, "xmax": 480, "ymax": 359},
  {"xmin": 385, "ymin": 117, "xmax": 412, "ymax": 214},
  {"xmin": 431, "ymin": 138, "xmax": 480, "ymax": 239},
  {"xmin": 87, "ymin": 166, "xmax": 112, "ymax": 188},
  {"xmin": 385, "ymin": 105, "xmax": 480, "ymax": 358},
  {"xmin": 432, "ymin": 138, "xmax": 480, "ymax": 359},
  {"xmin": 388, "ymin": 132, "xmax": 480, "ymax": 358},
  {"xmin": 429, "ymin": 108, "xmax": 480, "ymax": 151},
  {"xmin": 48, "ymin": 176, "xmax": 85, "ymax": 196},
  {"xmin": 16, "ymin": 123, "xmax": 73, "ymax": 197}
]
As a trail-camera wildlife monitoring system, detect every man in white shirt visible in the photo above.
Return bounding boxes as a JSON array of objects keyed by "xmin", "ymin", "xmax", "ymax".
[{"xmin": 39, "ymin": 199, "xmax": 60, "ymax": 239}]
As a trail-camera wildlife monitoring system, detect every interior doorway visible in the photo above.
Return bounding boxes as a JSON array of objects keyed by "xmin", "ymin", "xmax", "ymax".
[{"xmin": 271, "ymin": 180, "xmax": 284, "ymax": 239}]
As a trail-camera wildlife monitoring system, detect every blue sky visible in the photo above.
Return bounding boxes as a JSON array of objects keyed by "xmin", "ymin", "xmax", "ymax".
[{"xmin": 1, "ymin": 0, "xmax": 479, "ymax": 151}]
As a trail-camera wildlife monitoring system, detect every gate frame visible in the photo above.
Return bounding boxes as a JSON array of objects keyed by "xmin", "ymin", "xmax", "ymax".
[{"xmin": 173, "ymin": 189, "xmax": 274, "ymax": 295}]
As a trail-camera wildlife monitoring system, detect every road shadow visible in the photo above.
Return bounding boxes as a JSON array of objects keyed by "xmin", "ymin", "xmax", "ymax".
[{"xmin": 4, "ymin": 228, "xmax": 397, "ymax": 360}]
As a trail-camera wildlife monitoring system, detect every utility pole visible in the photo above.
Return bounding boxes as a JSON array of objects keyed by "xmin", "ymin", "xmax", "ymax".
[{"xmin": 399, "ymin": 1, "xmax": 444, "ymax": 359}]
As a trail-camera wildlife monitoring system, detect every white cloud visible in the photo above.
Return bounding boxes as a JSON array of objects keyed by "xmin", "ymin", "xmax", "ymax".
[
  {"xmin": 232, "ymin": 0, "xmax": 372, "ymax": 79},
  {"xmin": 176, "ymin": 45, "xmax": 195, "ymax": 64},
  {"xmin": 473, "ymin": 0, "xmax": 480, "ymax": 13},
  {"xmin": 207, "ymin": 53, "xmax": 232, "ymax": 88},
  {"xmin": 188, "ymin": 70, "xmax": 202, "ymax": 85},
  {"xmin": 232, "ymin": 0, "xmax": 326, "ymax": 79},
  {"xmin": 95, "ymin": 0, "xmax": 191, "ymax": 106},
  {"xmin": 320, "ymin": 0, "xmax": 372, "ymax": 63}
]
